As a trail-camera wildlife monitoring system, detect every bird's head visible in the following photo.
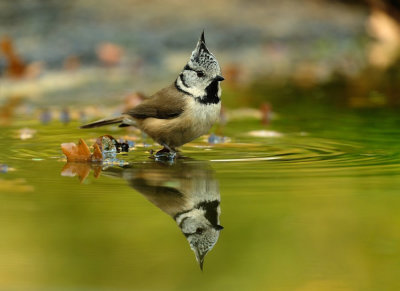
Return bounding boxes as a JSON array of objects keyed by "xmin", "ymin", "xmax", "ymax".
[
  {"xmin": 177, "ymin": 201, "xmax": 223, "ymax": 270},
  {"xmin": 176, "ymin": 31, "xmax": 224, "ymax": 100}
]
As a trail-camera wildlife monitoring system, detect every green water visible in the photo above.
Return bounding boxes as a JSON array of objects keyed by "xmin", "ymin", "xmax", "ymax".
[{"xmin": 1, "ymin": 109, "xmax": 400, "ymax": 291}]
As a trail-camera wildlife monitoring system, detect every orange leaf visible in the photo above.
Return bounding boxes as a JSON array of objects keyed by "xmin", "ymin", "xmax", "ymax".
[
  {"xmin": 61, "ymin": 138, "xmax": 92, "ymax": 162},
  {"xmin": 92, "ymin": 143, "xmax": 103, "ymax": 161}
]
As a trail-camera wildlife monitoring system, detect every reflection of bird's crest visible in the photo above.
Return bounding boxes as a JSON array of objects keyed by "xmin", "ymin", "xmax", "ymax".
[
  {"xmin": 103, "ymin": 161, "xmax": 222, "ymax": 270},
  {"xmin": 176, "ymin": 200, "xmax": 223, "ymax": 270}
]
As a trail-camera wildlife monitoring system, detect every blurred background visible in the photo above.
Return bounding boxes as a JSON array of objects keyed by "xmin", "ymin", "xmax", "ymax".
[{"xmin": 1, "ymin": 0, "xmax": 400, "ymax": 111}]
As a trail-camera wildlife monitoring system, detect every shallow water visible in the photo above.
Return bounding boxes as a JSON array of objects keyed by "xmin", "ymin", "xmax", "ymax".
[{"xmin": 1, "ymin": 109, "xmax": 400, "ymax": 291}]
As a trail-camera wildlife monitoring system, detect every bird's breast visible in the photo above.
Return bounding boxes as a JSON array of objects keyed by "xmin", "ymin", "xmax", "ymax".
[
  {"xmin": 138, "ymin": 98, "xmax": 220, "ymax": 148},
  {"xmin": 185, "ymin": 99, "xmax": 221, "ymax": 135}
]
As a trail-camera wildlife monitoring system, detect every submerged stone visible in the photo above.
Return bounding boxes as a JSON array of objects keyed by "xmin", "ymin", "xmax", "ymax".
[
  {"xmin": 208, "ymin": 134, "xmax": 227, "ymax": 144},
  {"xmin": 0, "ymin": 164, "xmax": 8, "ymax": 173}
]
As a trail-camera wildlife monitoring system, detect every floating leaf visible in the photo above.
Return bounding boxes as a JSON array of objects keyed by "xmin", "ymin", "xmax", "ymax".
[
  {"xmin": 92, "ymin": 143, "xmax": 103, "ymax": 161},
  {"xmin": 61, "ymin": 138, "xmax": 92, "ymax": 162},
  {"xmin": 60, "ymin": 135, "xmax": 131, "ymax": 181}
]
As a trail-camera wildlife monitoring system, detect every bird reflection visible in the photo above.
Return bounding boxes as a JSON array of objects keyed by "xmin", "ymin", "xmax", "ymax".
[{"xmin": 103, "ymin": 160, "xmax": 223, "ymax": 270}]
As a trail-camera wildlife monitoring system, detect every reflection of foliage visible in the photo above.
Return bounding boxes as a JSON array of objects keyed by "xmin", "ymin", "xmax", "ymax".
[
  {"xmin": 61, "ymin": 162, "xmax": 101, "ymax": 183},
  {"xmin": 0, "ymin": 178, "xmax": 34, "ymax": 192},
  {"xmin": 0, "ymin": 96, "xmax": 23, "ymax": 125}
]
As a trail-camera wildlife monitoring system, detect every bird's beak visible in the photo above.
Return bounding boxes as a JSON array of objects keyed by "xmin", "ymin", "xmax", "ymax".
[
  {"xmin": 214, "ymin": 224, "xmax": 224, "ymax": 230},
  {"xmin": 215, "ymin": 75, "xmax": 225, "ymax": 82}
]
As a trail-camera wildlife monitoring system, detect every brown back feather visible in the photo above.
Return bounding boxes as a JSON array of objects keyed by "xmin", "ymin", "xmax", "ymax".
[{"xmin": 125, "ymin": 84, "xmax": 186, "ymax": 119}]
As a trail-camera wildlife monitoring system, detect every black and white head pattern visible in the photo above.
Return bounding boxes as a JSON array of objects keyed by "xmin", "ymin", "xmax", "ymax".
[
  {"xmin": 176, "ymin": 31, "xmax": 223, "ymax": 104},
  {"xmin": 177, "ymin": 200, "xmax": 223, "ymax": 270}
]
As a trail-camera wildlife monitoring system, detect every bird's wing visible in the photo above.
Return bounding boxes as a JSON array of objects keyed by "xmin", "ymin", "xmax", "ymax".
[{"xmin": 126, "ymin": 85, "xmax": 186, "ymax": 119}]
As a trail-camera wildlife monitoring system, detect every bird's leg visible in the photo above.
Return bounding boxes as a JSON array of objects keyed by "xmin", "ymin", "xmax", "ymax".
[{"xmin": 156, "ymin": 147, "xmax": 170, "ymax": 154}]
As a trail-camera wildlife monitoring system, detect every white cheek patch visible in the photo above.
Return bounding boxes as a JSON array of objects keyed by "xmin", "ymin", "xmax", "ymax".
[
  {"xmin": 177, "ymin": 76, "xmax": 205, "ymax": 98},
  {"xmin": 176, "ymin": 208, "xmax": 206, "ymax": 227}
]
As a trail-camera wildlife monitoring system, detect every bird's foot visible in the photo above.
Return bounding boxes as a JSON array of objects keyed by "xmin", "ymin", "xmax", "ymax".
[{"xmin": 154, "ymin": 146, "xmax": 177, "ymax": 162}]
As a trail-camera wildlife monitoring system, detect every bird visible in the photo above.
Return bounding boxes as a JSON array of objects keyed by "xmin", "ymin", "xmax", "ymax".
[
  {"xmin": 103, "ymin": 160, "xmax": 223, "ymax": 270},
  {"xmin": 81, "ymin": 31, "xmax": 224, "ymax": 157}
]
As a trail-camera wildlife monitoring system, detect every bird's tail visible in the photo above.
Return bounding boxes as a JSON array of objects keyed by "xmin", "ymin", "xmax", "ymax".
[{"xmin": 80, "ymin": 116, "xmax": 124, "ymax": 129}]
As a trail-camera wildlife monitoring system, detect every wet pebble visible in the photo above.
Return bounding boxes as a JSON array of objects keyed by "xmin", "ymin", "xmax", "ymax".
[
  {"xmin": 18, "ymin": 128, "xmax": 36, "ymax": 140},
  {"xmin": 127, "ymin": 140, "xmax": 135, "ymax": 148},
  {"xmin": 60, "ymin": 108, "xmax": 71, "ymax": 124},
  {"xmin": 40, "ymin": 109, "xmax": 52, "ymax": 124},
  {"xmin": 0, "ymin": 164, "xmax": 8, "ymax": 173},
  {"xmin": 208, "ymin": 134, "xmax": 227, "ymax": 144}
]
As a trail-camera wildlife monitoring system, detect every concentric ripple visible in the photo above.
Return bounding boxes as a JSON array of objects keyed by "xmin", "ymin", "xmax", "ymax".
[{"xmin": 2, "ymin": 120, "xmax": 400, "ymax": 178}]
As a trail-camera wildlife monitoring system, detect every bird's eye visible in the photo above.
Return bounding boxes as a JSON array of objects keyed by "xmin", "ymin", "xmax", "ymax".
[
  {"xmin": 196, "ymin": 71, "xmax": 204, "ymax": 78},
  {"xmin": 196, "ymin": 228, "xmax": 204, "ymax": 234}
]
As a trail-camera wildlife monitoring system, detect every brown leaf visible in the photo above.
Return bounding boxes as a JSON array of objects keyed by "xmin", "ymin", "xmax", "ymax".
[
  {"xmin": 61, "ymin": 138, "xmax": 92, "ymax": 162},
  {"xmin": 92, "ymin": 143, "xmax": 103, "ymax": 161}
]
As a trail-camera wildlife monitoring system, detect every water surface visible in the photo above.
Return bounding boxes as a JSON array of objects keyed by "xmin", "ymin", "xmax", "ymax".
[{"xmin": 1, "ymin": 109, "xmax": 400, "ymax": 290}]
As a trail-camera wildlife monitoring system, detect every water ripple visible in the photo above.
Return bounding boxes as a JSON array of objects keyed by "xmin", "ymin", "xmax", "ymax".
[{"xmin": 2, "ymin": 123, "xmax": 400, "ymax": 177}]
